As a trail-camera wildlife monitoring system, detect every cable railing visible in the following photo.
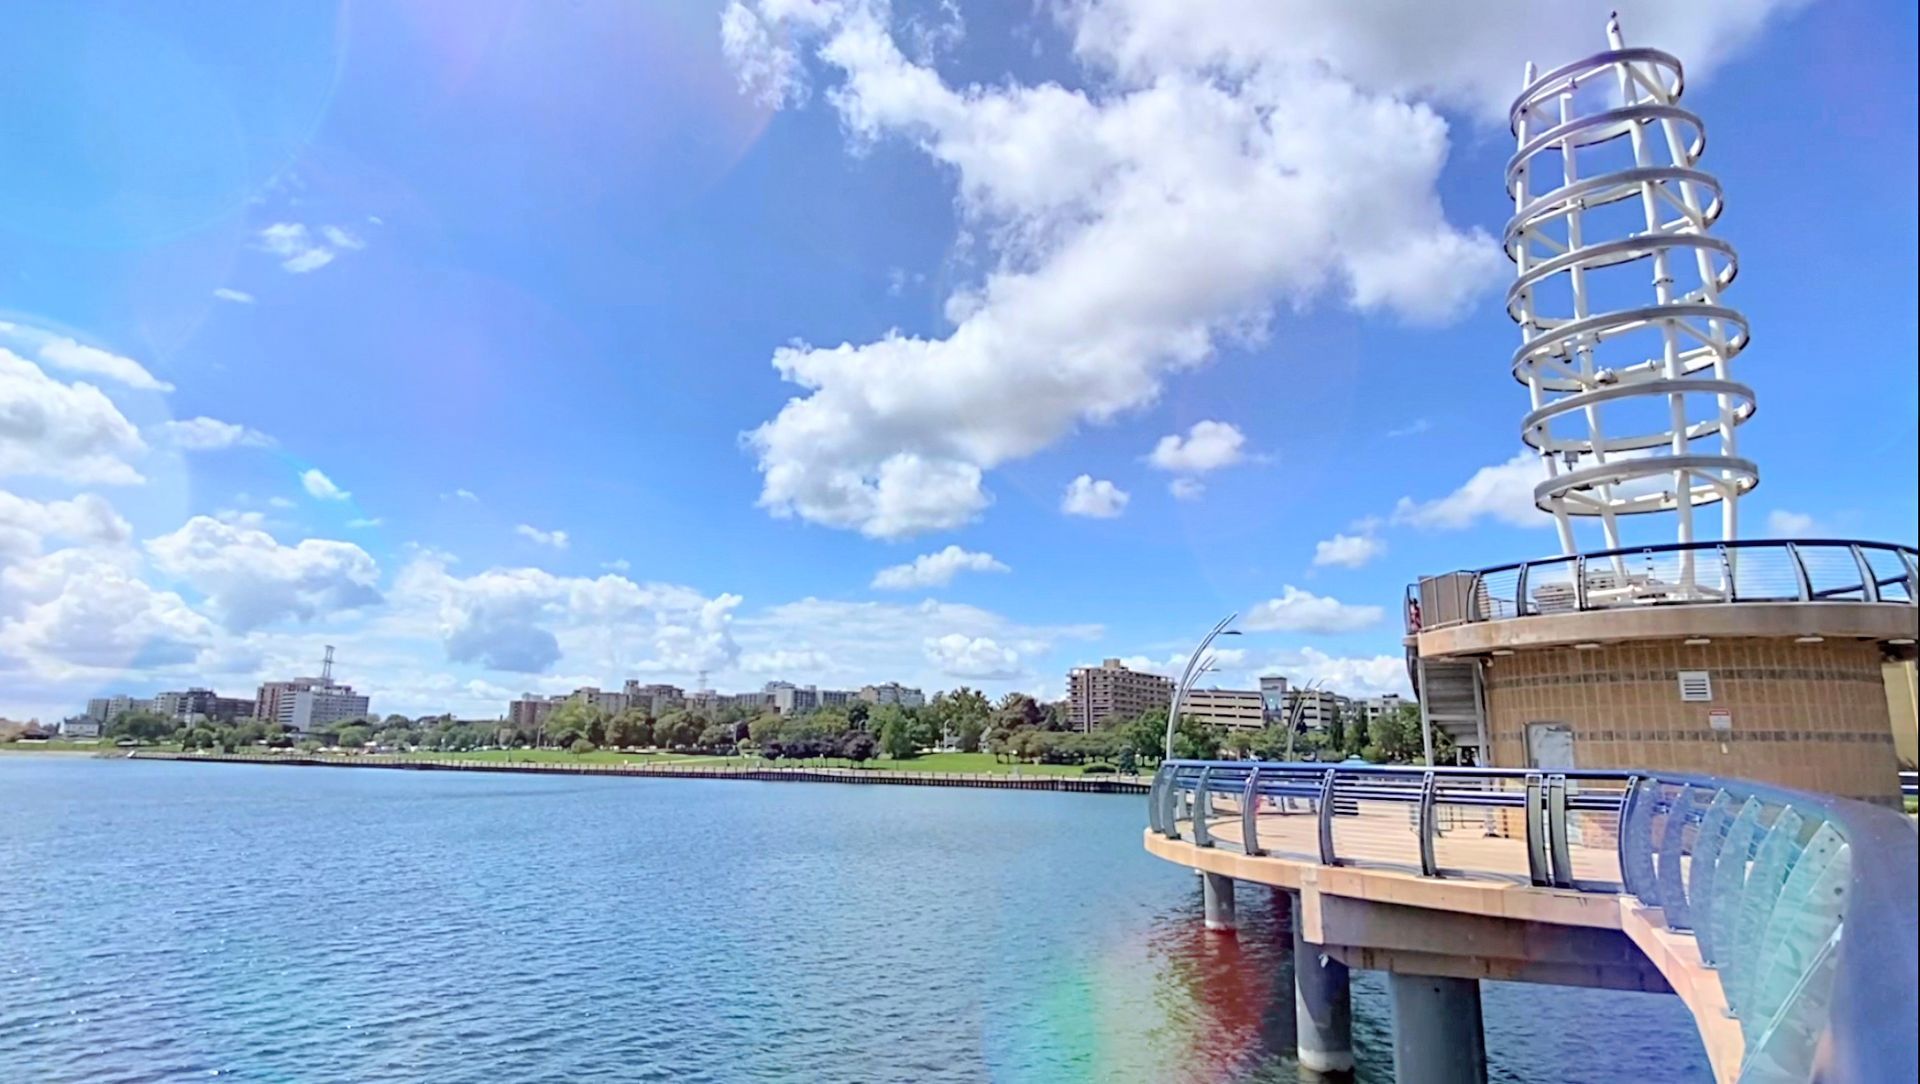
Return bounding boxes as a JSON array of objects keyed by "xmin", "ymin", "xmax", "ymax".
[
  {"xmin": 1149, "ymin": 759, "xmax": 1917, "ymax": 1084},
  {"xmin": 1405, "ymin": 539, "xmax": 1919, "ymax": 633}
]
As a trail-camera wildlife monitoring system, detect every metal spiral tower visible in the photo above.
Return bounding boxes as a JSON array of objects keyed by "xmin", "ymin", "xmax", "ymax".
[{"xmin": 1507, "ymin": 16, "xmax": 1756, "ymax": 560}]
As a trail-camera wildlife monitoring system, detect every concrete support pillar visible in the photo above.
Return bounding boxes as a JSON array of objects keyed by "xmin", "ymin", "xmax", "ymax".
[
  {"xmin": 1292, "ymin": 902, "xmax": 1353, "ymax": 1074},
  {"xmin": 1389, "ymin": 973, "xmax": 1486, "ymax": 1084},
  {"xmin": 1202, "ymin": 872, "xmax": 1237, "ymax": 932}
]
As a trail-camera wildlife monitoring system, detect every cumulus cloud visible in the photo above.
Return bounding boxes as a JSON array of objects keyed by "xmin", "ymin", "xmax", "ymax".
[
  {"xmin": 37, "ymin": 337, "xmax": 174, "ymax": 392},
  {"xmin": 1242, "ymin": 585, "xmax": 1383, "ymax": 633},
  {"xmin": 515, "ymin": 524, "xmax": 570, "ymax": 550},
  {"xmin": 212, "ymin": 288, "xmax": 255, "ymax": 304},
  {"xmin": 1766, "ymin": 510, "xmax": 1818, "ymax": 536},
  {"xmin": 393, "ymin": 555, "xmax": 742, "ymax": 676},
  {"xmin": 0, "ymin": 548, "xmax": 214, "ymax": 670},
  {"xmin": 0, "ymin": 491, "xmax": 131, "ymax": 565},
  {"xmin": 924, "ymin": 633, "xmax": 1022, "ymax": 679},
  {"xmin": 0, "ymin": 350, "xmax": 148, "ymax": 485},
  {"xmin": 152, "ymin": 416, "xmax": 274, "ymax": 451},
  {"xmin": 1149, "ymin": 420, "xmax": 1246, "ymax": 474},
  {"xmin": 1392, "ymin": 452, "xmax": 1544, "ymax": 530},
  {"xmin": 447, "ymin": 488, "xmax": 480, "ymax": 503},
  {"xmin": 1313, "ymin": 525, "xmax": 1386, "ymax": 569},
  {"xmin": 723, "ymin": 1, "xmax": 1521, "ymax": 538},
  {"xmin": 1062, "ymin": 475, "xmax": 1129, "ymax": 518},
  {"xmin": 1245, "ymin": 646, "xmax": 1410, "ymax": 697},
  {"xmin": 871, "ymin": 545, "xmax": 1009, "ymax": 590},
  {"xmin": 301, "ymin": 469, "xmax": 350, "ymax": 502},
  {"xmin": 740, "ymin": 648, "xmax": 835, "ymax": 674},
  {"xmin": 145, "ymin": 516, "xmax": 383, "ymax": 633}
]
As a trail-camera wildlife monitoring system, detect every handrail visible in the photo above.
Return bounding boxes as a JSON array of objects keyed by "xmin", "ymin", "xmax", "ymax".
[
  {"xmin": 1150, "ymin": 758, "xmax": 1918, "ymax": 1084},
  {"xmin": 1406, "ymin": 538, "xmax": 1918, "ymax": 632}
]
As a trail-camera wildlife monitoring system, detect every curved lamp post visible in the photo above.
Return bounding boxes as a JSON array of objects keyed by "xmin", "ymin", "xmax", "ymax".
[{"xmin": 1164, "ymin": 614, "xmax": 1241, "ymax": 760}]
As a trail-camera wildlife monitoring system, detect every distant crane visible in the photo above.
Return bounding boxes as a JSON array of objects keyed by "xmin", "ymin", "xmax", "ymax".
[{"xmin": 320, "ymin": 645, "xmax": 335, "ymax": 684}]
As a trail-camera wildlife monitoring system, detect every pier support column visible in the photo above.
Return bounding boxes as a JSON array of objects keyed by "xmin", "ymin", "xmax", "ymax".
[
  {"xmin": 1389, "ymin": 974, "xmax": 1486, "ymax": 1084},
  {"xmin": 1292, "ymin": 899, "xmax": 1353, "ymax": 1074},
  {"xmin": 1202, "ymin": 872, "xmax": 1237, "ymax": 933}
]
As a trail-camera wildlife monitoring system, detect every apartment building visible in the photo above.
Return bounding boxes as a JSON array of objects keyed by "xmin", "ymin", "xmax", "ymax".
[
  {"xmin": 858, "ymin": 682, "xmax": 926, "ymax": 709},
  {"xmin": 1067, "ymin": 659, "xmax": 1173, "ymax": 731},
  {"xmin": 152, "ymin": 688, "xmax": 252, "ymax": 723},
  {"xmin": 1180, "ymin": 687, "xmax": 1268, "ymax": 730},
  {"xmin": 84, "ymin": 694, "xmax": 152, "ymax": 723}
]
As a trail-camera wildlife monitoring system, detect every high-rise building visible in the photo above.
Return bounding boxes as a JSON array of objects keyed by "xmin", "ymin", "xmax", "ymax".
[
  {"xmin": 858, "ymin": 682, "xmax": 925, "ymax": 708},
  {"xmin": 153, "ymin": 688, "xmax": 252, "ymax": 723},
  {"xmin": 1067, "ymin": 659, "xmax": 1173, "ymax": 731},
  {"xmin": 508, "ymin": 694, "xmax": 565, "ymax": 732},
  {"xmin": 624, "ymin": 681, "xmax": 685, "ymax": 715},
  {"xmin": 257, "ymin": 649, "xmax": 369, "ymax": 734},
  {"xmin": 85, "ymin": 694, "xmax": 152, "ymax": 723}
]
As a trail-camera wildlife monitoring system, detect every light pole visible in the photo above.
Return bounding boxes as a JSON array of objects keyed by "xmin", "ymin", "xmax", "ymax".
[{"xmin": 1164, "ymin": 614, "xmax": 1241, "ymax": 760}]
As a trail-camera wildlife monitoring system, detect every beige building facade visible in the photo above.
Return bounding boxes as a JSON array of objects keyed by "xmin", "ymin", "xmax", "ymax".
[{"xmin": 1068, "ymin": 659, "xmax": 1172, "ymax": 731}]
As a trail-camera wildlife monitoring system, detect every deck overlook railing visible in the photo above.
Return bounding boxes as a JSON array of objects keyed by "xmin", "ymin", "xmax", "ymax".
[{"xmin": 1149, "ymin": 759, "xmax": 1918, "ymax": 1084}]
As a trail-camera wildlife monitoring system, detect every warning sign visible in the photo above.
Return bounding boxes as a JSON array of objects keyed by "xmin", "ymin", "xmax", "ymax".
[{"xmin": 1708, "ymin": 708, "xmax": 1733, "ymax": 732}]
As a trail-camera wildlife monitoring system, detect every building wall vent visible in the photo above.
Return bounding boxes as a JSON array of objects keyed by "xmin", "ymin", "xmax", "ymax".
[{"xmin": 1678, "ymin": 670, "xmax": 1714, "ymax": 702}]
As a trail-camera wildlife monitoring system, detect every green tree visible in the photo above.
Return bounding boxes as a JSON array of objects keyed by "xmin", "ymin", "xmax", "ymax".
[
  {"xmin": 846, "ymin": 701, "xmax": 870, "ymax": 728},
  {"xmin": 1170, "ymin": 714, "xmax": 1223, "ymax": 760},
  {"xmin": 994, "ymin": 692, "xmax": 1044, "ymax": 733},
  {"xmin": 839, "ymin": 729, "xmax": 877, "ymax": 765},
  {"xmin": 1327, "ymin": 705, "xmax": 1347, "ymax": 755},
  {"xmin": 106, "ymin": 709, "xmax": 175, "ymax": 744},
  {"xmin": 570, "ymin": 737, "xmax": 597, "ymax": 754},
  {"xmin": 337, "ymin": 724, "xmax": 371, "ymax": 748},
  {"xmin": 879, "ymin": 712, "xmax": 915, "ymax": 760},
  {"xmin": 697, "ymin": 722, "xmax": 736, "ymax": 753}
]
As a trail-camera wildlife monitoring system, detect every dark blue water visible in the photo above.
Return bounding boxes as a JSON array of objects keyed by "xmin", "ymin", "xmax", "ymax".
[{"xmin": 0, "ymin": 758, "xmax": 1711, "ymax": 1082}]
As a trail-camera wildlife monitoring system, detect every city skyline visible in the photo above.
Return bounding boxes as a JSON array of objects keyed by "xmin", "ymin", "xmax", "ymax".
[{"xmin": 3, "ymin": 2, "xmax": 1914, "ymax": 723}]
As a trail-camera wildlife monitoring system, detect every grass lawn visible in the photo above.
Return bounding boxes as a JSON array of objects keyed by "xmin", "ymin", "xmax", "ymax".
[
  {"xmin": 364, "ymin": 749, "xmax": 718, "ymax": 766},
  {"xmin": 0, "ymin": 740, "xmax": 122, "ymax": 754},
  {"xmin": 371, "ymin": 749, "xmax": 1121, "ymax": 776}
]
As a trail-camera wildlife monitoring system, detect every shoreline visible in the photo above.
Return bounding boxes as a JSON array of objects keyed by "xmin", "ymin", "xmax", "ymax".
[{"xmin": 112, "ymin": 750, "xmax": 1152, "ymax": 794}]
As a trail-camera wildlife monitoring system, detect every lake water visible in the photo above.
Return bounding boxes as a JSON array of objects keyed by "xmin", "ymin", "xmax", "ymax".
[{"xmin": 0, "ymin": 758, "xmax": 1713, "ymax": 1083}]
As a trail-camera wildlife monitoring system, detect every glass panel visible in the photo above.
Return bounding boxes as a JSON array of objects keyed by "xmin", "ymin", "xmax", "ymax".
[
  {"xmin": 1795, "ymin": 544, "xmax": 1866, "ymax": 600},
  {"xmin": 1705, "ymin": 798, "xmax": 1764, "ymax": 970},
  {"xmin": 1688, "ymin": 790, "xmax": 1734, "ymax": 956},
  {"xmin": 1477, "ymin": 568, "xmax": 1522, "ymax": 620},
  {"xmin": 1736, "ymin": 928, "xmax": 1842, "ymax": 1084},
  {"xmin": 1729, "ymin": 806, "xmax": 1805, "ymax": 1020},
  {"xmin": 1623, "ymin": 778, "xmax": 1660, "ymax": 906},
  {"xmin": 1656, "ymin": 784, "xmax": 1696, "ymax": 928},
  {"xmin": 1748, "ymin": 827, "xmax": 1847, "ymax": 1033}
]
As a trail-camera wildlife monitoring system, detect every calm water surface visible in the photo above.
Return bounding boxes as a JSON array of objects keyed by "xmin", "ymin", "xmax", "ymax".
[{"xmin": 0, "ymin": 759, "xmax": 1712, "ymax": 1083}]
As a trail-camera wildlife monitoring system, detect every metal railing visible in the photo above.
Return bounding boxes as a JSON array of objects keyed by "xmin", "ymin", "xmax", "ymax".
[
  {"xmin": 1149, "ymin": 759, "xmax": 1918, "ymax": 1084},
  {"xmin": 1406, "ymin": 539, "xmax": 1919, "ymax": 633}
]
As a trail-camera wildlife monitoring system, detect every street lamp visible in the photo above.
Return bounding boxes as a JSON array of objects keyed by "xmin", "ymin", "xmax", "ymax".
[{"xmin": 1164, "ymin": 614, "xmax": 1242, "ymax": 760}]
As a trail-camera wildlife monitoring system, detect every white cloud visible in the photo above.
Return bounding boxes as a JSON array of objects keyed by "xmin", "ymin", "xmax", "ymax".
[
  {"xmin": 740, "ymin": 648, "xmax": 835, "ymax": 674},
  {"xmin": 1313, "ymin": 529, "xmax": 1386, "ymax": 569},
  {"xmin": 393, "ymin": 555, "xmax": 742, "ymax": 676},
  {"xmin": 871, "ymin": 545, "xmax": 1010, "ymax": 590},
  {"xmin": 924, "ymin": 633, "xmax": 1022, "ymax": 679},
  {"xmin": 1242, "ymin": 646, "xmax": 1410, "ymax": 698},
  {"xmin": 258, "ymin": 222, "xmax": 366, "ymax": 274},
  {"xmin": 1149, "ymin": 420, "xmax": 1246, "ymax": 473},
  {"xmin": 726, "ymin": 1, "xmax": 1514, "ymax": 538},
  {"xmin": 0, "ymin": 349, "xmax": 147, "ymax": 485},
  {"xmin": 301, "ymin": 469, "xmax": 350, "ymax": 502},
  {"xmin": 1242, "ymin": 585, "xmax": 1383, "ymax": 633},
  {"xmin": 1062, "ymin": 475, "xmax": 1129, "ymax": 518},
  {"xmin": 0, "ymin": 548, "xmax": 214, "ymax": 670},
  {"xmin": 602, "ymin": 558, "xmax": 632, "ymax": 572},
  {"xmin": 0, "ymin": 491, "xmax": 131, "ymax": 565},
  {"xmin": 267, "ymin": 496, "xmax": 297, "ymax": 509},
  {"xmin": 145, "ymin": 516, "xmax": 383, "ymax": 633},
  {"xmin": 1387, "ymin": 418, "xmax": 1430, "ymax": 438},
  {"xmin": 447, "ymin": 488, "xmax": 480, "ymax": 503},
  {"xmin": 212, "ymin": 288, "xmax": 255, "ymax": 304},
  {"xmin": 1766, "ymin": 510, "xmax": 1819, "ymax": 536},
  {"xmin": 515, "ymin": 524, "xmax": 570, "ymax": 550},
  {"xmin": 346, "ymin": 517, "xmax": 383, "ymax": 529},
  {"xmin": 152, "ymin": 416, "xmax": 273, "ymax": 451},
  {"xmin": 1392, "ymin": 452, "xmax": 1544, "ymax": 531},
  {"xmin": 37, "ymin": 337, "xmax": 174, "ymax": 392},
  {"xmin": 1168, "ymin": 477, "xmax": 1205, "ymax": 502}
]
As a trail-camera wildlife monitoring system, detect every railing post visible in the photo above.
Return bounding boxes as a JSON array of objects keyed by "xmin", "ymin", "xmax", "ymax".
[
  {"xmin": 1417, "ymin": 771, "xmax": 1438, "ymax": 877},
  {"xmin": 1719, "ymin": 543, "xmax": 1737, "ymax": 602},
  {"xmin": 1242, "ymin": 767, "xmax": 1264, "ymax": 856},
  {"xmin": 1850, "ymin": 544, "xmax": 1880, "ymax": 603},
  {"xmin": 1656, "ymin": 784, "xmax": 1696, "ymax": 930},
  {"xmin": 1515, "ymin": 560, "xmax": 1531, "ymax": 616},
  {"xmin": 1317, "ymin": 769, "xmax": 1340, "ymax": 866},
  {"xmin": 1194, "ymin": 768, "xmax": 1214, "ymax": 848},
  {"xmin": 1574, "ymin": 554, "xmax": 1588, "ymax": 610},
  {"xmin": 1785, "ymin": 542, "xmax": 1814, "ymax": 601},
  {"xmin": 1546, "ymin": 773, "xmax": 1573, "ymax": 888},
  {"xmin": 1524, "ymin": 773, "xmax": 1550, "ymax": 887}
]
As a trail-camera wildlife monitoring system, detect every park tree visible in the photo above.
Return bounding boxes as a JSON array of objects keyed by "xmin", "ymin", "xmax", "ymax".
[
  {"xmin": 337, "ymin": 724, "xmax": 371, "ymax": 749},
  {"xmin": 879, "ymin": 712, "xmax": 915, "ymax": 760},
  {"xmin": 994, "ymin": 692, "xmax": 1044, "ymax": 734},
  {"xmin": 846, "ymin": 701, "xmax": 870, "ymax": 728},
  {"xmin": 1170, "ymin": 714, "xmax": 1224, "ymax": 761},
  {"xmin": 839, "ymin": 729, "xmax": 877, "ymax": 766},
  {"xmin": 697, "ymin": 722, "xmax": 736, "ymax": 753},
  {"xmin": 106, "ymin": 709, "xmax": 176, "ymax": 744}
]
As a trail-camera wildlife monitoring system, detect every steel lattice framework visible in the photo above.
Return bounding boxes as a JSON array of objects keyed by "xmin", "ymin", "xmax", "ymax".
[{"xmin": 1507, "ymin": 17, "xmax": 1756, "ymax": 557}]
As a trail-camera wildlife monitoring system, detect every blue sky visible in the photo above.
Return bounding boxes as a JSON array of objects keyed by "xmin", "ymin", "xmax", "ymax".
[{"xmin": 2, "ymin": 0, "xmax": 1914, "ymax": 722}]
